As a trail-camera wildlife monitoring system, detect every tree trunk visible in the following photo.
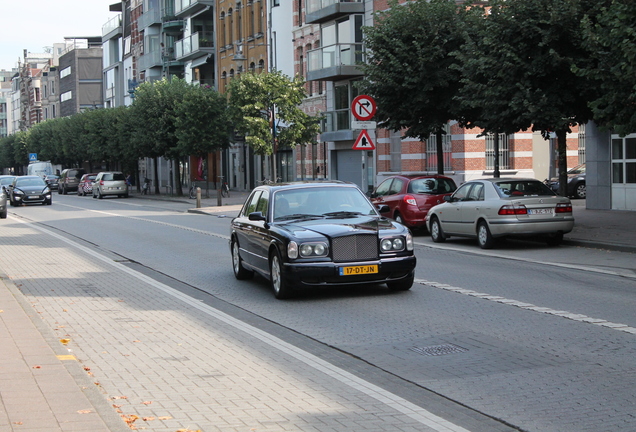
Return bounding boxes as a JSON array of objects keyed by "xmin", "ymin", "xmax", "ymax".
[
  {"xmin": 153, "ymin": 157, "xmax": 160, "ymax": 194},
  {"xmin": 493, "ymin": 133, "xmax": 500, "ymax": 178},
  {"xmin": 174, "ymin": 158, "xmax": 183, "ymax": 196},
  {"xmin": 436, "ymin": 130, "xmax": 444, "ymax": 175},
  {"xmin": 557, "ymin": 129, "xmax": 568, "ymax": 197}
]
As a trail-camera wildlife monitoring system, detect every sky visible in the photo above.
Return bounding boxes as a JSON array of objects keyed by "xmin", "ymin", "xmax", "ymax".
[{"xmin": 0, "ymin": 0, "xmax": 118, "ymax": 71}]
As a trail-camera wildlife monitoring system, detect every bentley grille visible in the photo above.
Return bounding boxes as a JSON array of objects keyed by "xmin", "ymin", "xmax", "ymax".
[{"xmin": 332, "ymin": 234, "xmax": 378, "ymax": 262}]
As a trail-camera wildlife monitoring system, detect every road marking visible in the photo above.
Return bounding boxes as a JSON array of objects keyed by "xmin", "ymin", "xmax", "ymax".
[
  {"xmin": 415, "ymin": 279, "xmax": 636, "ymax": 335},
  {"xmin": 413, "ymin": 240, "xmax": 636, "ymax": 279},
  {"xmin": 15, "ymin": 217, "xmax": 472, "ymax": 432}
]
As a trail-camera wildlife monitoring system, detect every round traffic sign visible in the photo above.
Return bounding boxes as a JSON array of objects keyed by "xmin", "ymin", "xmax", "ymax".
[{"xmin": 351, "ymin": 95, "xmax": 377, "ymax": 121}]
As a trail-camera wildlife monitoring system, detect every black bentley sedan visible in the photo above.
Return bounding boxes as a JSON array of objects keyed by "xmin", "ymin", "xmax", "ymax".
[
  {"xmin": 230, "ymin": 182, "xmax": 417, "ymax": 299},
  {"xmin": 8, "ymin": 176, "xmax": 53, "ymax": 206}
]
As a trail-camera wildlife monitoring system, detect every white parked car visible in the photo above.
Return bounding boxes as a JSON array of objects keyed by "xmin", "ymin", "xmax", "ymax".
[
  {"xmin": 426, "ymin": 178, "xmax": 574, "ymax": 249},
  {"xmin": 92, "ymin": 172, "xmax": 129, "ymax": 199}
]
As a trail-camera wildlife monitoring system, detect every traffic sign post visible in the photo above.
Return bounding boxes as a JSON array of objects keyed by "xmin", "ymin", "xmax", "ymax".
[
  {"xmin": 351, "ymin": 95, "xmax": 377, "ymax": 121},
  {"xmin": 29, "ymin": 153, "xmax": 38, "ymax": 162}
]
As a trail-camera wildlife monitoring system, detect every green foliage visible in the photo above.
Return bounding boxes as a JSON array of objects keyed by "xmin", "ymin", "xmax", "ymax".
[
  {"xmin": 359, "ymin": 0, "xmax": 480, "ymax": 140},
  {"xmin": 1, "ymin": 77, "xmax": 231, "ymax": 175},
  {"xmin": 227, "ymin": 70, "xmax": 320, "ymax": 155},
  {"xmin": 578, "ymin": 0, "xmax": 636, "ymax": 136},
  {"xmin": 453, "ymin": 0, "xmax": 596, "ymax": 137}
]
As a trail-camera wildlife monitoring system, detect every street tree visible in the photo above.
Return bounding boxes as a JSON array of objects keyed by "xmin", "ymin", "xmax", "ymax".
[
  {"xmin": 454, "ymin": 0, "xmax": 597, "ymax": 191},
  {"xmin": 227, "ymin": 70, "xmax": 320, "ymax": 180},
  {"xmin": 578, "ymin": 0, "xmax": 636, "ymax": 136},
  {"xmin": 358, "ymin": 0, "xmax": 481, "ymax": 175},
  {"xmin": 173, "ymin": 84, "xmax": 231, "ymax": 193}
]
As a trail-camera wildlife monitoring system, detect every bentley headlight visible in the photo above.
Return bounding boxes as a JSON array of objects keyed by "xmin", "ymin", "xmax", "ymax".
[
  {"xmin": 381, "ymin": 237, "xmax": 406, "ymax": 252},
  {"xmin": 299, "ymin": 242, "xmax": 328, "ymax": 257}
]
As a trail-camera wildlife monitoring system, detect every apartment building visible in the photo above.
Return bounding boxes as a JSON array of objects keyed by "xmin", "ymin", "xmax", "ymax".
[{"xmin": 58, "ymin": 38, "xmax": 104, "ymax": 116}]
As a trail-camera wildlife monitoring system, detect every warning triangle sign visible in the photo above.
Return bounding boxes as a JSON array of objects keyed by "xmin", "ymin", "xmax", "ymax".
[{"xmin": 352, "ymin": 130, "xmax": 375, "ymax": 150}]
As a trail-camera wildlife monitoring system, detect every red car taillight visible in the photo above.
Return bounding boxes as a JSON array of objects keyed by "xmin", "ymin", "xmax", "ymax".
[
  {"xmin": 100, "ymin": 180, "xmax": 105, "ymax": 185},
  {"xmin": 555, "ymin": 202, "xmax": 572, "ymax": 213},
  {"xmin": 403, "ymin": 195, "xmax": 417, "ymax": 206},
  {"xmin": 498, "ymin": 204, "xmax": 528, "ymax": 215}
]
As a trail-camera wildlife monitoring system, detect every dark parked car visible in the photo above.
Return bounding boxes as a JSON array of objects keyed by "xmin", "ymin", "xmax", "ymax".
[
  {"xmin": 45, "ymin": 174, "xmax": 60, "ymax": 189},
  {"xmin": 58, "ymin": 168, "xmax": 86, "ymax": 194},
  {"xmin": 370, "ymin": 175, "xmax": 457, "ymax": 231},
  {"xmin": 230, "ymin": 182, "xmax": 416, "ymax": 299},
  {"xmin": 547, "ymin": 163, "xmax": 586, "ymax": 199},
  {"xmin": 8, "ymin": 176, "xmax": 52, "ymax": 206}
]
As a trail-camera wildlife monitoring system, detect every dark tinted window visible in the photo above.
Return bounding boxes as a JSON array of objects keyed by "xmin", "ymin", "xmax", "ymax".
[
  {"xmin": 113, "ymin": 173, "xmax": 126, "ymax": 181},
  {"xmin": 495, "ymin": 180, "xmax": 555, "ymax": 197},
  {"xmin": 408, "ymin": 178, "xmax": 457, "ymax": 194}
]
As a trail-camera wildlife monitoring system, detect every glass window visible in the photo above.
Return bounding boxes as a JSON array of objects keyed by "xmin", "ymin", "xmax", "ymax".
[
  {"xmin": 388, "ymin": 179, "xmax": 403, "ymax": 195},
  {"xmin": 467, "ymin": 183, "xmax": 484, "ymax": 201},
  {"xmin": 452, "ymin": 183, "xmax": 472, "ymax": 201},
  {"xmin": 243, "ymin": 191, "xmax": 262, "ymax": 216},
  {"xmin": 485, "ymin": 133, "xmax": 510, "ymax": 170},
  {"xmin": 612, "ymin": 139, "xmax": 623, "ymax": 159},
  {"xmin": 613, "ymin": 163, "xmax": 623, "ymax": 183},
  {"xmin": 256, "ymin": 190, "xmax": 269, "ymax": 214},
  {"xmin": 374, "ymin": 179, "xmax": 393, "ymax": 197},
  {"xmin": 627, "ymin": 163, "xmax": 636, "ymax": 183},
  {"xmin": 626, "ymin": 138, "xmax": 636, "ymax": 159}
]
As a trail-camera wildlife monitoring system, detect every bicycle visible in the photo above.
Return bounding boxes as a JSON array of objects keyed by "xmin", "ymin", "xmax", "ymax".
[
  {"xmin": 189, "ymin": 182, "xmax": 199, "ymax": 199},
  {"xmin": 219, "ymin": 176, "xmax": 230, "ymax": 198},
  {"xmin": 257, "ymin": 177, "xmax": 281, "ymax": 186},
  {"xmin": 141, "ymin": 177, "xmax": 151, "ymax": 195}
]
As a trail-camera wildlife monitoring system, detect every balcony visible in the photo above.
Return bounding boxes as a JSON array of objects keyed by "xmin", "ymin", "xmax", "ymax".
[
  {"xmin": 305, "ymin": 0, "xmax": 364, "ymax": 24},
  {"xmin": 138, "ymin": 7, "xmax": 161, "ymax": 30},
  {"xmin": 306, "ymin": 43, "xmax": 365, "ymax": 81},
  {"xmin": 174, "ymin": 0, "xmax": 214, "ymax": 18},
  {"xmin": 138, "ymin": 49, "xmax": 163, "ymax": 71},
  {"xmin": 319, "ymin": 108, "xmax": 358, "ymax": 142},
  {"xmin": 175, "ymin": 32, "xmax": 214, "ymax": 61},
  {"xmin": 102, "ymin": 14, "xmax": 123, "ymax": 38}
]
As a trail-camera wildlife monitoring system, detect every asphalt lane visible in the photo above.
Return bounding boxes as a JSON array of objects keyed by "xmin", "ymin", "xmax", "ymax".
[{"xmin": 2, "ymin": 195, "xmax": 635, "ymax": 432}]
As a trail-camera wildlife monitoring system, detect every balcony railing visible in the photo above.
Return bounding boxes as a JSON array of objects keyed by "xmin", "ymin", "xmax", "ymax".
[
  {"xmin": 102, "ymin": 14, "xmax": 122, "ymax": 36},
  {"xmin": 138, "ymin": 7, "xmax": 161, "ymax": 29},
  {"xmin": 307, "ymin": 43, "xmax": 365, "ymax": 81},
  {"xmin": 175, "ymin": 32, "xmax": 214, "ymax": 60},
  {"xmin": 174, "ymin": 0, "xmax": 214, "ymax": 15},
  {"xmin": 138, "ymin": 49, "xmax": 162, "ymax": 71},
  {"xmin": 321, "ymin": 109, "xmax": 351, "ymax": 133},
  {"xmin": 306, "ymin": 0, "xmax": 364, "ymax": 24}
]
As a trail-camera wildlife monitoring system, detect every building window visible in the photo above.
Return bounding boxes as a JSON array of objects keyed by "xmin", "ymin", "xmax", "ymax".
[
  {"xmin": 612, "ymin": 137, "xmax": 636, "ymax": 184},
  {"xmin": 426, "ymin": 124, "xmax": 452, "ymax": 172},
  {"xmin": 60, "ymin": 91, "xmax": 72, "ymax": 102},
  {"xmin": 60, "ymin": 67, "xmax": 71, "ymax": 78},
  {"xmin": 485, "ymin": 133, "xmax": 510, "ymax": 170}
]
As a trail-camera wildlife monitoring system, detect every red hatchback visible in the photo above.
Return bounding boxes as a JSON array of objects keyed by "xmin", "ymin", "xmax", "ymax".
[{"xmin": 370, "ymin": 175, "xmax": 457, "ymax": 231}]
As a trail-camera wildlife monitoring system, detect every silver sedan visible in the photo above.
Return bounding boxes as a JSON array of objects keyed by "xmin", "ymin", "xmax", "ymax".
[{"xmin": 426, "ymin": 178, "xmax": 574, "ymax": 248}]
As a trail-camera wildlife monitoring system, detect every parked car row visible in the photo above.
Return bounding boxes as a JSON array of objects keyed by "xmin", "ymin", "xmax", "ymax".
[{"xmin": 58, "ymin": 170, "xmax": 129, "ymax": 199}]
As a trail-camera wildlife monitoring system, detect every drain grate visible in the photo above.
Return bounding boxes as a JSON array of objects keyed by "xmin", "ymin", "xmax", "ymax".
[{"xmin": 410, "ymin": 343, "xmax": 468, "ymax": 356}]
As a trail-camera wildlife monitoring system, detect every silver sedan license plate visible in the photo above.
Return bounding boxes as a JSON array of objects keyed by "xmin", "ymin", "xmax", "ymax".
[{"xmin": 528, "ymin": 208, "xmax": 554, "ymax": 215}]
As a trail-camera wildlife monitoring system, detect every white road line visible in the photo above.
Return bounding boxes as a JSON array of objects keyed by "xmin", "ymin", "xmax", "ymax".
[
  {"xmin": 15, "ymin": 217, "xmax": 472, "ymax": 432},
  {"xmin": 415, "ymin": 278, "xmax": 636, "ymax": 335}
]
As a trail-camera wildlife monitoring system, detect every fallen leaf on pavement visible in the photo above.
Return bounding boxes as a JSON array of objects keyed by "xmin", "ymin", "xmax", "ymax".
[
  {"xmin": 142, "ymin": 401, "xmax": 152, "ymax": 405},
  {"xmin": 77, "ymin": 410, "xmax": 92, "ymax": 414},
  {"xmin": 142, "ymin": 417, "xmax": 155, "ymax": 421},
  {"xmin": 59, "ymin": 338, "xmax": 70, "ymax": 345},
  {"xmin": 32, "ymin": 365, "xmax": 41, "ymax": 369},
  {"xmin": 158, "ymin": 416, "xmax": 173, "ymax": 420}
]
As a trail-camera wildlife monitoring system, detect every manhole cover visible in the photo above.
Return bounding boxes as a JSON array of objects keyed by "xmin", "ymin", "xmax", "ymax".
[{"xmin": 410, "ymin": 343, "xmax": 468, "ymax": 356}]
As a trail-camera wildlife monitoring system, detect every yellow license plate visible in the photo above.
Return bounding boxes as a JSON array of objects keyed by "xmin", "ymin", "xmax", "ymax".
[{"xmin": 339, "ymin": 265, "xmax": 378, "ymax": 276}]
